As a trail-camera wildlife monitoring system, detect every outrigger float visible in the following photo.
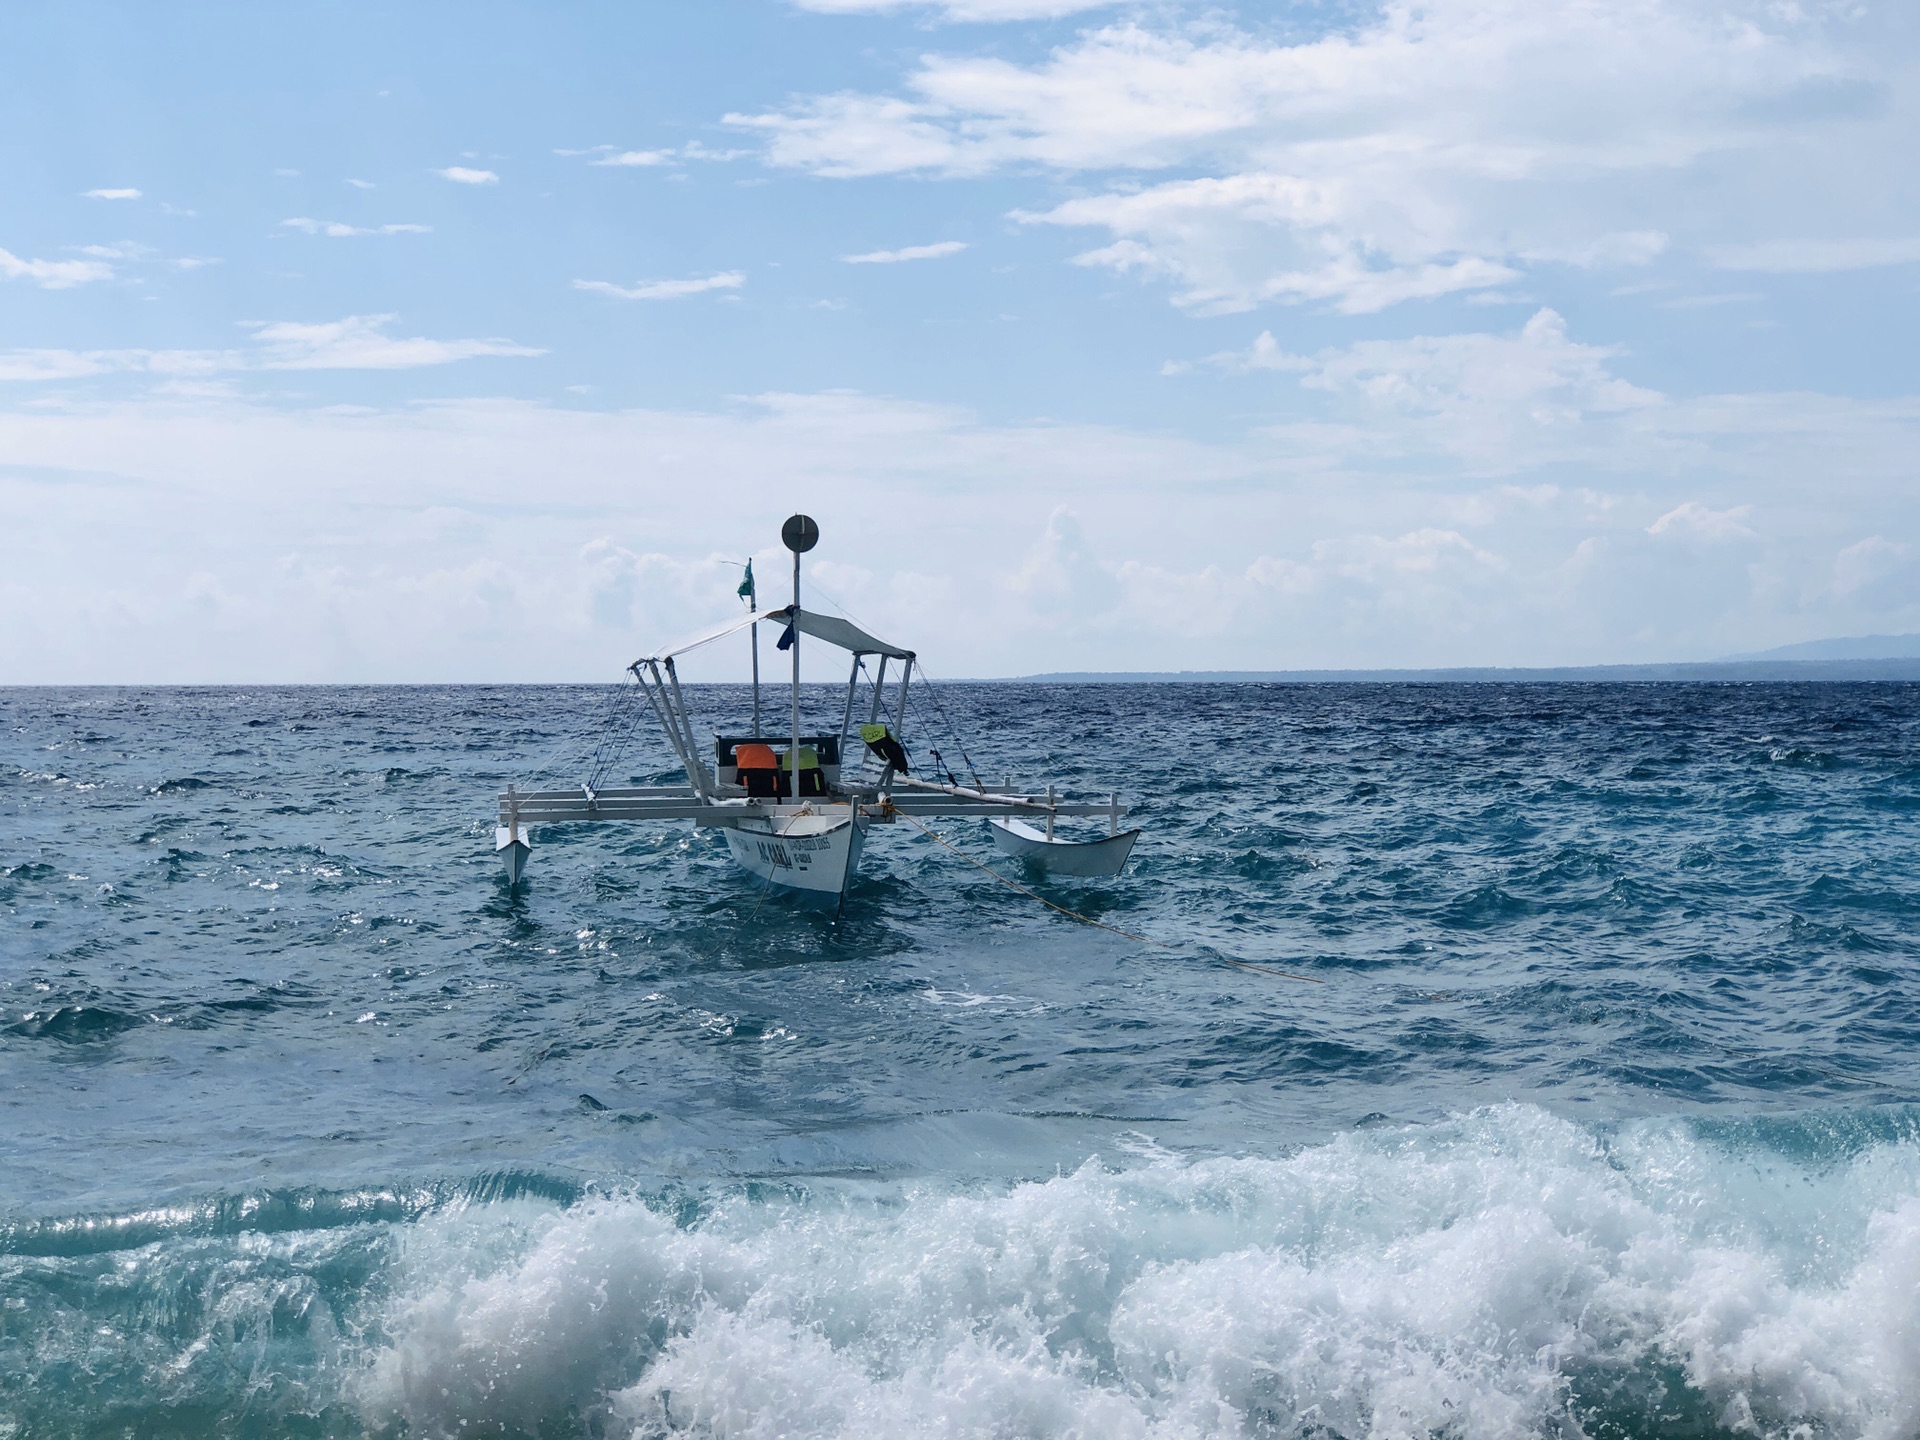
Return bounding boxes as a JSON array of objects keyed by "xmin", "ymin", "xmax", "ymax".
[{"xmin": 494, "ymin": 515, "xmax": 1140, "ymax": 909}]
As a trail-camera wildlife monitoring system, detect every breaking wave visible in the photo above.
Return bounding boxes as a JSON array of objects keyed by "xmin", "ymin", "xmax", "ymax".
[{"xmin": 347, "ymin": 1105, "xmax": 1920, "ymax": 1440}]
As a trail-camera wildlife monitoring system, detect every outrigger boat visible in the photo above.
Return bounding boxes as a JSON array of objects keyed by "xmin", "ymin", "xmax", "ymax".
[{"xmin": 494, "ymin": 515, "xmax": 1140, "ymax": 909}]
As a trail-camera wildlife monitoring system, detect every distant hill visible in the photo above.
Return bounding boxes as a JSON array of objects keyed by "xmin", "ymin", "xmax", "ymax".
[
  {"xmin": 1016, "ymin": 659, "xmax": 1920, "ymax": 684},
  {"xmin": 1725, "ymin": 633, "xmax": 1920, "ymax": 662}
]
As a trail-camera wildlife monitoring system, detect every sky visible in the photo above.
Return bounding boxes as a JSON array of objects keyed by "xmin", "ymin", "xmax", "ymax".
[{"xmin": 4, "ymin": 0, "xmax": 1919, "ymax": 681}]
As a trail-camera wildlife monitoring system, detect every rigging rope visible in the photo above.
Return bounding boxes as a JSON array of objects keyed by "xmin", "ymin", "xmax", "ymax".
[
  {"xmin": 883, "ymin": 804, "xmax": 1322, "ymax": 985},
  {"xmin": 790, "ymin": 577, "xmax": 986, "ymax": 790},
  {"xmin": 911, "ymin": 662, "xmax": 986, "ymax": 791},
  {"xmin": 584, "ymin": 673, "xmax": 651, "ymax": 792}
]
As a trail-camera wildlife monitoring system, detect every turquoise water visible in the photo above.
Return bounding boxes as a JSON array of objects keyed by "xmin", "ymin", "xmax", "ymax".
[{"xmin": 3, "ymin": 682, "xmax": 1918, "ymax": 1438}]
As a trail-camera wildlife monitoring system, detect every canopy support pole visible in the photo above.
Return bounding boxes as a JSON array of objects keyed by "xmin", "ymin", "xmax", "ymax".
[
  {"xmin": 750, "ymin": 622, "xmax": 761, "ymax": 737},
  {"xmin": 662, "ymin": 658, "xmax": 712, "ymax": 801},
  {"xmin": 859, "ymin": 655, "xmax": 890, "ymax": 779},
  {"xmin": 894, "ymin": 655, "xmax": 914, "ymax": 750},
  {"xmin": 838, "ymin": 654, "xmax": 861, "ymax": 758},
  {"xmin": 634, "ymin": 663, "xmax": 699, "ymax": 797},
  {"xmin": 791, "ymin": 549, "xmax": 803, "ymax": 802}
]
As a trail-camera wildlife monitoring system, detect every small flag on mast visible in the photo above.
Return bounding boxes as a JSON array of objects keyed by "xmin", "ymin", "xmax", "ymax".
[{"xmin": 737, "ymin": 559, "xmax": 755, "ymax": 607}]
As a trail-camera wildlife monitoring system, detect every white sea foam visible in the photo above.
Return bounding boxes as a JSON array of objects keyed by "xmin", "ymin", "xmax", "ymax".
[{"xmin": 359, "ymin": 1105, "xmax": 1920, "ymax": 1439}]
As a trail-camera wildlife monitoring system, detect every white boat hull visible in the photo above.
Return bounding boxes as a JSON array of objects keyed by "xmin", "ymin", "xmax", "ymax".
[
  {"xmin": 988, "ymin": 817, "xmax": 1138, "ymax": 877},
  {"xmin": 495, "ymin": 824, "xmax": 531, "ymax": 886},
  {"xmin": 723, "ymin": 809, "xmax": 866, "ymax": 907}
]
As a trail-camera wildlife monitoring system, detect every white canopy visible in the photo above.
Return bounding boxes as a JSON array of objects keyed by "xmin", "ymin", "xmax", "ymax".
[{"xmin": 637, "ymin": 605, "xmax": 914, "ymax": 665}]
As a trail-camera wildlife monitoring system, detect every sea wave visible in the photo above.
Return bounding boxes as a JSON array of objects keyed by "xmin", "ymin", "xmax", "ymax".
[{"xmin": 349, "ymin": 1105, "xmax": 1920, "ymax": 1440}]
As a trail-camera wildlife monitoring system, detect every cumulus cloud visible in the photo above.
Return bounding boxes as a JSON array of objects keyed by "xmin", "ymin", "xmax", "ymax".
[
  {"xmin": 1196, "ymin": 309, "xmax": 1665, "ymax": 466},
  {"xmin": 573, "ymin": 272, "xmax": 745, "ymax": 300},
  {"xmin": 1293, "ymin": 311, "xmax": 1663, "ymax": 420},
  {"xmin": 731, "ymin": 1, "xmax": 1908, "ymax": 314},
  {"xmin": 1647, "ymin": 502, "xmax": 1756, "ymax": 541},
  {"xmin": 0, "ymin": 247, "xmax": 114, "ymax": 289},
  {"xmin": 1008, "ymin": 506, "xmax": 1121, "ymax": 620},
  {"xmin": 1204, "ymin": 330, "xmax": 1310, "ymax": 375},
  {"xmin": 842, "ymin": 240, "xmax": 968, "ymax": 264},
  {"xmin": 281, "ymin": 218, "xmax": 431, "ymax": 237},
  {"xmin": 1034, "ymin": 176, "xmax": 1522, "ymax": 313},
  {"xmin": 437, "ymin": 166, "xmax": 499, "ymax": 185},
  {"xmin": 2, "ymin": 372, "xmax": 1918, "ymax": 679},
  {"xmin": 83, "ymin": 187, "xmax": 141, "ymax": 200},
  {"xmin": 1830, "ymin": 536, "xmax": 1911, "ymax": 599}
]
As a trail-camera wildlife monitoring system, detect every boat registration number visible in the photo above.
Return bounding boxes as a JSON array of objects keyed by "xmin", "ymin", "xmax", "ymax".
[{"xmin": 754, "ymin": 834, "xmax": 829, "ymax": 868}]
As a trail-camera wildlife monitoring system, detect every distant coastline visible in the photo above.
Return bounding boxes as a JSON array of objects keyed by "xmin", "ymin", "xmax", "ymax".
[{"xmin": 1014, "ymin": 659, "xmax": 1920, "ymax": 684}]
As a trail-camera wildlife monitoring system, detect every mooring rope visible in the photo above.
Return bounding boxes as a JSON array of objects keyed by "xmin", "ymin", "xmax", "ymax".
[{"xmin": 882, "ymin": 804, "xmax": 1322, "ymax": 984}]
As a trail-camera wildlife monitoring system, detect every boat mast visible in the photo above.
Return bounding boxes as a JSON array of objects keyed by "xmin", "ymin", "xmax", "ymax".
[
  {"xmin": 741, "ymin": 558, "xmax": 761, "ymax": 736},
  {"xmin": 781, "ymin": 514, "xmax": 819, "ymax": 798},
  {"xmin": 750, "ymin": 621, "xmax": 761, "ymax": 736}
]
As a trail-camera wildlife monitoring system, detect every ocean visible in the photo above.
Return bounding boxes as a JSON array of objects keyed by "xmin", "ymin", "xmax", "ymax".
[{"xmin": 3, "ymin": 681, "xmax": 1918, "ymax": 1439}]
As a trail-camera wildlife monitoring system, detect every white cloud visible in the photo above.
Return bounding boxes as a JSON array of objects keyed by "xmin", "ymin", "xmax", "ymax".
[
  {"xmin": 281, "ymin": 218, "xmax": 431, "ymax": 237},
  {"xmin": 592, "ymin": 149, "xmax": 675, "ymax": 167},
  {"xmin": 1008, "ymin": 506, "xmax": 1121, "ymax": 618},
  {"xmin": 1523, "ymin": 232, "xmax": 1671, "ymax": 269},
  {"xmin": 842, "ymin": 240, "xmax": 969, "ymax": 264},
  {"xmin": 0, "ymin": 347, "xmax": 237, "ymax": 383},
  {"xmin": 727, "ymin": 96, "xmax": 964, "ymax": 178},
  {"xmin": 791, "ymin": 0, "xmax": 1114, "ymax": 18},
  {"xmin": 437, "ymin": 166, "xmax": 499, "ymax": 185},
  {"xmin": 573, "ymin": 272, "xmax": 746, "ymax": 300},
  {"xmin": 346, "ymin": 178, "xmax": 377, "ymax": 190},
  {"xmin": 1660, "ymin": 291, "xmax": 1763, "ymax": 310},
  {"xmin": 247, "ymin": 315, "xmax": 544, "ymax": 370},
  {"xmin": 1035, "ymin": 177, "xmax": 1522, "ymax": 313},
  {"xmin": 0, "ymin": 350, "xmax": 138, "ymax": 383},
  {"xmin": 1294, "ymin": 311, "xmax": 1662, "ymax": 419},
  {"xmin": 1202, "ymin": 309, "xmax": 1664, "ymax": 464},
  {"xmin": 4, "ymin": 368, "xmax": 1920, "ymax": 679},
  {"xmin": 732, "ymin": 2, "xmax": 1911, "ymax": 314},
  {"xmin": 1205, "ymin": 330, "xmax": 1311, "ymax": 374},
  {"xmin": 0, "ymin": 247, "xmax": 114, "ymax": 289},
  {"xmin": 1708, "ymin": 237, "xmax": 1920, "ymax": 272},
  {"xmin": 1647, "ymin": 501, "xmax": 1755, "ymax": 541},
  {"xmin": 1311, "ymin": 527, "xmax": 1507, "ymax": 584},
  {"xmin": 560, "ymin": 143, "xmax": 746, "ymax": 168},
  {"xmin": 1831, "ymin": 536, "xmax": 1912, "ymax": 600},
  {"xmin": 0, "ymin": 315, "xmax": 543, "ymax": 382},
  {"xmin": 83, "ymin": 187, "xmax": 141, "ymax": 200}
]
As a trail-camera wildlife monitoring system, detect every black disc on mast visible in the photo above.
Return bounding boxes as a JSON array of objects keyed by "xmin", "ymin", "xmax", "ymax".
[{"xmin": 781, "ymin": 514, "xmax": 820, "ymax": 553}]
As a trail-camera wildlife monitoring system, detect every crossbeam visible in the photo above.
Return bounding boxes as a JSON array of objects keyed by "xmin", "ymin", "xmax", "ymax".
[{"xmin": 495, "ymin": 789, "xmax": 1126, "ymax": 828}]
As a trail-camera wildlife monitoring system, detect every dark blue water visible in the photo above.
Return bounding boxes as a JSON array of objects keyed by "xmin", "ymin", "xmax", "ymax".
[{"xmin": 4, "ymin": 682, "xmax": 1919, "ymax": 1439}]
